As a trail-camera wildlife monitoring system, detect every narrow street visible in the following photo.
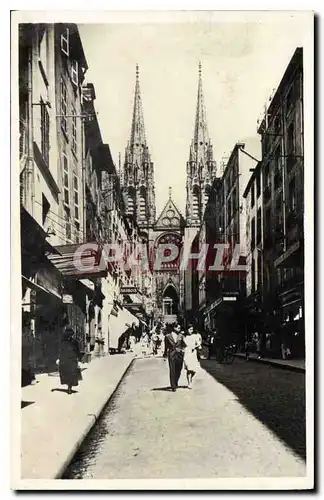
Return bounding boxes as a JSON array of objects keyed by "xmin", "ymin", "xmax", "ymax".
[{"xmin": 64, "ymin": 356, "xmax": 306, "ymax": 479}]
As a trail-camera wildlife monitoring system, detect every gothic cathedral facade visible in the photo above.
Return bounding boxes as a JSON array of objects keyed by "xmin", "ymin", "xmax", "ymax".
[{"xmin": 121, "ymin": 63, "xmax": 217, "ymax": 325}]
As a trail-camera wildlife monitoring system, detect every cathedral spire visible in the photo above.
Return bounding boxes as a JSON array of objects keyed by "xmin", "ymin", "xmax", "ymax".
[
  {"xmin": 185, "ymin": 62, "xmax": 216, "ymax": 226},
  {"xmin": 193, "ymin": 61, "xmax": 209, "ymax": 148},
  {"xmin": 130, "ymin": 64, "xmax": 146, "ymax": 147},
  {"xmin": 123, "ymin": 64, "xmax": 156, "ymax": 228}
]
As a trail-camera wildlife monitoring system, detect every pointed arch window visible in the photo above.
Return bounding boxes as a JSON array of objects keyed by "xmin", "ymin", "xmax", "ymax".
[
  {"xmin": 192, "ymin": 187, "xmax": 200, "ymax": 219},
  {"xmin": 127, "ymin": 189, "xmax": 135, "ymax": 216},
  {"xmin": 139, "ymin": 189, "xmax": 146, "ymax": 219}
]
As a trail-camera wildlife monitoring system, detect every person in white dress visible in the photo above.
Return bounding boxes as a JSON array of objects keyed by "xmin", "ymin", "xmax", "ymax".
[{"xmin": 183, "ymin": 325, "xmax": 200, "ymax": 388}]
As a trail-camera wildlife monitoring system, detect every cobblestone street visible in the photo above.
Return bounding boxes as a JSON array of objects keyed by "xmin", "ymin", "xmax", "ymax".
[{"xmin": 65, "ymin": 356, "xmax": 306, "ymax": 479}]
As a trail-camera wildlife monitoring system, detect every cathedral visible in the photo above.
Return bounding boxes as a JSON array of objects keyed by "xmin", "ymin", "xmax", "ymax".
[{"xmin": 121, "ymin": 63, "xmax": 217, "ymax": 325}]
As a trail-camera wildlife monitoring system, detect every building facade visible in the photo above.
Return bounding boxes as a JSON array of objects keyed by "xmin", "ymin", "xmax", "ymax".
[
  {"xmin": 20, "ymin": 23, "xmax": 89, "ymax": 376},
  {"xmin": 256, "ymin": 47, "xmax": 304, "ymax": 357}
]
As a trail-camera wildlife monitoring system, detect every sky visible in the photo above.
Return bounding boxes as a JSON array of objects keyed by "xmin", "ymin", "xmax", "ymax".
[{"xmin": 78, "ymin": 12, "xmax": 311, "ymax": 216}]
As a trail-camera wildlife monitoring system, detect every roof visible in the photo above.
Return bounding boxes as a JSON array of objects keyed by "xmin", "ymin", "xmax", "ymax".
[{"xmin": 243, "ymin": 161, "xmax": 262, "ymax": 198}]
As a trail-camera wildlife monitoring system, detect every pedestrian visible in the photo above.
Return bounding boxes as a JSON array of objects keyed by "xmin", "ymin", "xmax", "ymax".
[
  {"xmin": 163, "ymin": 322, "xmax": 186, "ymax": 392},
  {"xmin": 118, "ymin": 323, "xmax": 132, "ymax": 353},
  {"xmin": 151, "ymin": 328, "xmax": 159, "ymax": 356},
  {"xmin": 21, "ymin": 311, "xmax": 36, "ymax": 387},
  {"xmin": 207, "ymin": 330, "xmax": 217, "ymax": 360},
  {"xmin": 183, "ymin": 325, "xmax": 201, "ymax": 389},
  {"xmin": 195, "ymin": 329, "xmax": 203, "ymax": 361},
  {"xmin": 57, "ymin": 326, "xmax": 82, "ymax": 394}
]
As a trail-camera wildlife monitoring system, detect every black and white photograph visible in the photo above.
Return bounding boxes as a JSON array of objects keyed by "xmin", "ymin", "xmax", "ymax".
[{"xmin": 11, "ymin": 9, "xmax": 314, "ymax": 490}]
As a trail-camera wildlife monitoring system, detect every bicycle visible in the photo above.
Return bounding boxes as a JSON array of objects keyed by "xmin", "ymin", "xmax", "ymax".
[{"xmin": 216, "ymin": 344, "xmax": 236, "ymax": 364}]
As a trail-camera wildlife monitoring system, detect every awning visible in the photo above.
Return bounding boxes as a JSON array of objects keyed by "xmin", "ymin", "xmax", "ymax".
[
  {"xmin": 22, "ymin": 275, "xmax": 62, "ymax": 300},
  {"xmin": 47, "ymin": 243, "xmax": 107, "ymax": 279},
  {"xmin": 108, "ymin": 307, "xmax": 139, "ymax": 349}
]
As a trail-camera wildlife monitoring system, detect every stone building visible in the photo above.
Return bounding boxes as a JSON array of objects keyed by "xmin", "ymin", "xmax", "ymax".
[
  {"xmin": 256, "ymin": 47, "xmax": 304, "ymax": 357},
  {"xmin": 20, "ymin": 23, "xmax": 90, "ymax": 376}
]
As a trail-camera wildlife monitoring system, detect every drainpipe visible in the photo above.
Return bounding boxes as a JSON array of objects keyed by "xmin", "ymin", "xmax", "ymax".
[{"xmin": 26, "ymin": 27, "xmax": 35, "ymax": 216}]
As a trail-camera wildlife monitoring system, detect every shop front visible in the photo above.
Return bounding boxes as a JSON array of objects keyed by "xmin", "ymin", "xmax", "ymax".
[{"xmin": 204, "ymin": 294, "xmax": 245, "ymax": 345}]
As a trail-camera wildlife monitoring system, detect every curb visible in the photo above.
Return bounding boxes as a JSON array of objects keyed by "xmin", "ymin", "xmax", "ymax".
[
  {"xmin": 234, "ymin": 353, "xmax": 305, "ymax": 373},
  {"xmin": 55, "ymin": 356, "xmax": 135, "ymax": 479}
]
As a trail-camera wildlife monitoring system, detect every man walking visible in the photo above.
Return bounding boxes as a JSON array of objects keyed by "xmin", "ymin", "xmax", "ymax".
[{"xmin": 163, "ymin": 323, "xmax": 186, "ymax": 392}]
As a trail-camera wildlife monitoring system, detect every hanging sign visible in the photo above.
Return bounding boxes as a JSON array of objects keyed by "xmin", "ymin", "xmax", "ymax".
[{"xmin": 63, "ymin": 294, "xmax": 73, "ymax": 304}]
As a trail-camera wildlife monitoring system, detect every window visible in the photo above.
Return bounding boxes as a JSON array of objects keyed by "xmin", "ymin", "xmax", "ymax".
[
  {"xmin": 288, "ymin": 177, "xmax": 297, "ymax": 212},
  {"xmin": 275, "ymin": 194, "xmax": 283, "ymax": 226},
  {"xmin": 60, "ymin": 78, "xmax": 68, "ymax": 135},
  {"xmin": 251, "ymin": 217, "xmax": 255, "ymax": 250},
  {"xmin": 75, "ymin": 221, "xmax": 80, "ymax": 243},
  {"xmin": 38, "ymin": 27, "xmax": 48, "ymax": 83},
  {"xmin": 251, "ymin": 258, "xmax": 255, "ymax": 292},
  {"xmin": 61, "ymin": 27, "xmax": 69, "ymax": 56},
  {"xmin": 192, "ymin": 191, "xmax": 199, "ymax": 219},
  {"xmin": 256, "ymin": 172, "xmax": 261, "ymax": 198},
  {"xmin": 73, "ymin": 174, "xmax": 79, "ymax": 221},
  {"xmin": 71, "ymin": 60, "xmax": 78, "ymax": 86},
  {"xmin": 264, "ymin": 208, "xmax": 271, "ymax": 247},
  {"xmin": 40, "ymin": 101, "xmax": 50, "ymax": 165},
  {"xmin": 286, "ymin": 84, "xmax": 294, "ymax": 112},
  {"xmin": 251, "ymin": 183, "xmax": 255, "ymax": 208},
  {"xmin": 63, "ymin": 152, "xmax": 69, "ymax": 206},
  {"xmin": 274, "ymin": 146, "xmax": 282, "ymax": 190},
  {"xmin": 257, "ymin": 207, "xmax": 262, "ymax": 245},
  {"xmin": 42, "ymin": 193, "xmax": 50, "ymax": 225},
  {"xmin": 71, "ymin": 107, "xmax": 77, "ymax": 155},
  {"xmin": 287, "ymin": 122, "xmax": 295, "ymax": 154},
  {"xmin": 257, "ymin": 252, "xmax": 262, "ymax": 290},
  {"xmin": 264, "ymin": 163, "xmax": 270, "ymax": 187},
  {"xmin": 232, "ymin": 188, "xmax": 237, "ymax": 215},
  {"xmin": 274, "ymin": 113, "xmax": 281, "ymax": 135},
  {"xmin": 64, "ymin": 206, "xmax": 71, "ymax": 241},
  {"xmin": 227, "ymin": 198, "xmax": 231, "ymax": 225}
]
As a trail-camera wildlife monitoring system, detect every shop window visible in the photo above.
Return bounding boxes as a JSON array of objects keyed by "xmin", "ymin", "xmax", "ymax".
[{"xmin": 61, "ymin": 27, "xmax": 69, "ymax": 56}]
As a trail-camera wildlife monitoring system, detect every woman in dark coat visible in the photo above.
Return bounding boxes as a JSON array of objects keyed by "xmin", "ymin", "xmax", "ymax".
[{"xmin": 58, "ymin": 327, "xmax": 82, "ymax": 394}]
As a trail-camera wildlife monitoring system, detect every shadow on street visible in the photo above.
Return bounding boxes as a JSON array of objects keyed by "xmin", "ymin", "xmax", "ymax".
[{"xmin": 200, "ymin": 357, "xmax": 306, "ymax": 460}]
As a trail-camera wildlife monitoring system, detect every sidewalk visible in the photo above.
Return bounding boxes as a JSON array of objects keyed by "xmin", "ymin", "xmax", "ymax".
[
  {"xmin": 234, "ymin": 352, "xmax": 305, "ymax": 372},
  {"xmin": 20, "ymin": 353, "xmax": 134, "ymax": 480}
]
